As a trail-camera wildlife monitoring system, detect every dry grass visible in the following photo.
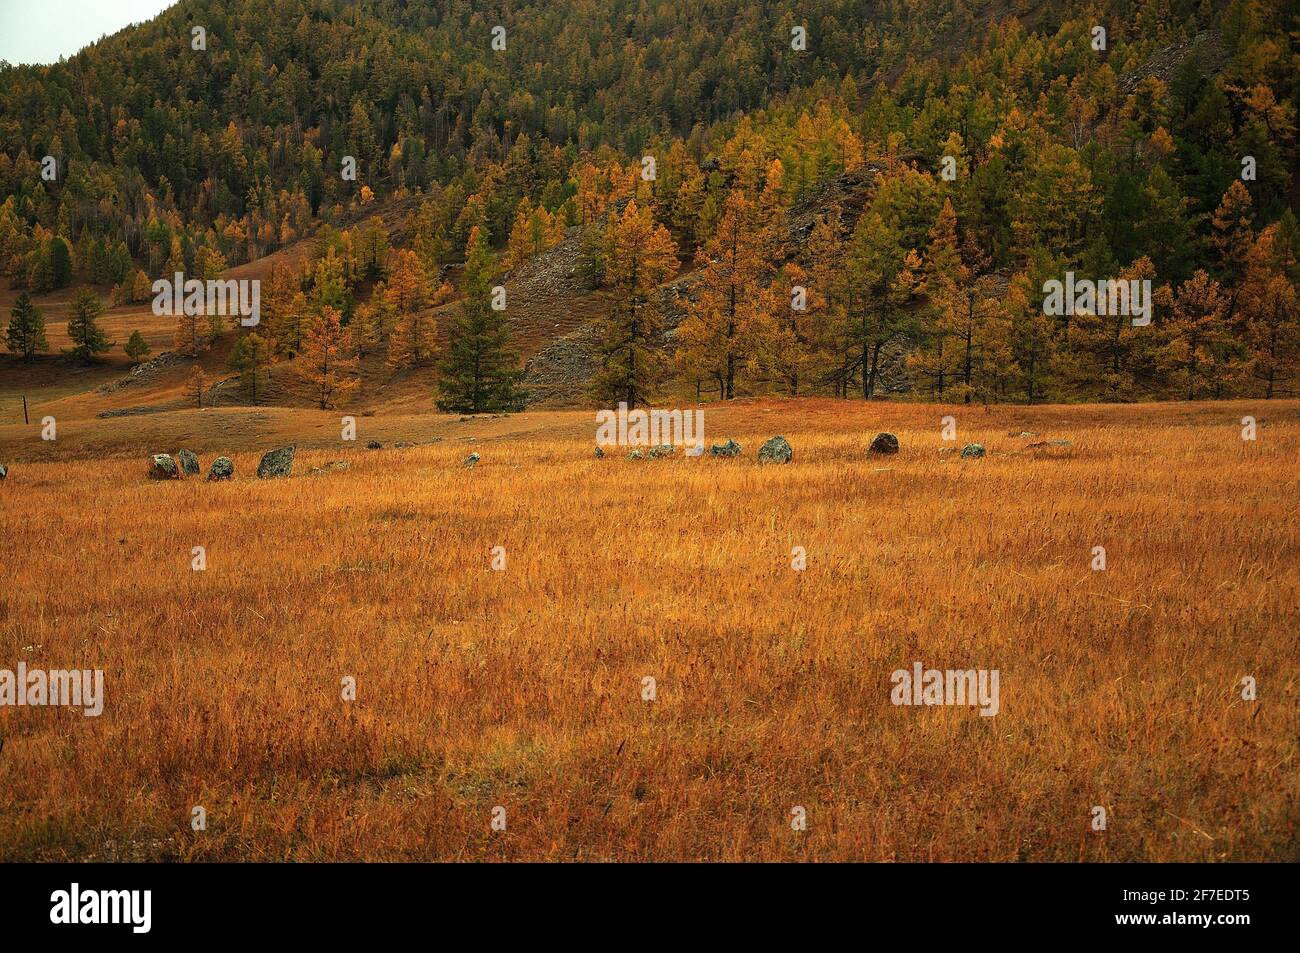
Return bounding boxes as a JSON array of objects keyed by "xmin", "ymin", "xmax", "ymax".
[{"xmin": 0, "ymin": 398, "xmax": 1296, "ymax": 861}]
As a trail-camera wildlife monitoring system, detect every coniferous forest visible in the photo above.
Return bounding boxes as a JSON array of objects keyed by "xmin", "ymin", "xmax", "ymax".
[{"xmin": 1, "ymin": 0, "xmax": 1296, "ymax": 405}]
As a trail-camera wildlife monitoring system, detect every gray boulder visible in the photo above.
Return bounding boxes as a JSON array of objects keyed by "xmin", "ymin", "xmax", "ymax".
[
  {"xmin": 709, "ymin": 439, "xmax": 742, "ymax": 457},
  {"xmin": 961, "ymin": 443, "xmax": 986, "ymax": 459},
  {"xmin": 0, "ymin": 463, "xmax": 7, "ymax": 480},
  {"xmin": 148, "ymin": 454, "xmax": 179, "ymax": 480},
  {"xmin": 177, "ymin": 449, "xmax": 200, "ymax": 475},
  {"xmin": 868, "ymin": 432, "xmax": 899, "ymax": 454},
  {"xmin": 648, "ymin": 444, "xmax": 675, "ymax": 458},
  {"xmin": 464, "ymin": 452, "xmax": 480, "ymax": 468},
  {"xmin": 758, "ymin": 436, "xmax": 793, "ymax": 464},
  {"xmin": 366, "ymin": 440, "xmax": 383, "ymax": 450},
  {"xmin": 207, "ymin": 456, "xmax": 234, "ymax": 481},
  {"xmin": 257, "ymin": 446, "xmax": 296, "ymax": 478},
  {"xmin": 594, "ymin": 445, "xmax": 605, "ymax": 458},
  {"xmin": 628, "ymin": 449, "xmax": 644, "ymax": 460}
]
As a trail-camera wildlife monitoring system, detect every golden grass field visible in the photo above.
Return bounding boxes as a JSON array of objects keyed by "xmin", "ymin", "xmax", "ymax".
[{"xmin": 0, "ymin": 398, "xmax": 1296, "ymax": 861}]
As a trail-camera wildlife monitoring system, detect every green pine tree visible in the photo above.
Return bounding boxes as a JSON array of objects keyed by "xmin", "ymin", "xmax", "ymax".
[
  {"xmin": 436, "ymin": 228, "xmax": 527, "ymax": 414},
  {"xmin": 124, "ymin": 329, "xmax": 151, "ymax": 364},
  {"xmin": 65, "ymin": 287, "xmax": 109, "ymax": 364},
  {"xmin": 227, "ymin": 331, "xmax": 274, "ymax": 403},
  {"xmin": 6, "ymin": 292, "xmax": 48, "ymax": 360},
  {"xmin": 48, "ymin": 237, "xmax": 73, "ymax": 289}
]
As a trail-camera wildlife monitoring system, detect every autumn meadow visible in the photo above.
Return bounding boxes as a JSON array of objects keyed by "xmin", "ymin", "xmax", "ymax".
[{"xmin": 0, "ymin": 398, "xmax": 1295, "ymax": 861}]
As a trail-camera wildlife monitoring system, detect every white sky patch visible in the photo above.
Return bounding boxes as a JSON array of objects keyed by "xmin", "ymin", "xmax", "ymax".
[{"xmin": 0, "ymin": 0, "xmax": 175, "ymax": 66}]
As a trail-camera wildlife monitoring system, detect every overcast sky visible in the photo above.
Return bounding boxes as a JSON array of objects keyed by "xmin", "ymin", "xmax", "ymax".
[{"xmin": 0, "ymin": 0, "xmax": 174, "ymax": 65}]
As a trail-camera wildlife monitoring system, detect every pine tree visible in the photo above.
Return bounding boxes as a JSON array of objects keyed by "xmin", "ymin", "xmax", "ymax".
[
  {"xmin": 296, "ymin": 306, "xmax": 358, "ymax": 409},
  {"xmin": 262, "ymin": 264, "xmax": 299, "ymax": 355},
  {"xmin": 48, "ymin": 237, "xmax": 73, "ymax": 289},
  {"xmin": 1240, "ymin": 225, "xmax": 1300, "ymax": 398},
  {"xmin": 227, "ymin": 331, "xmax": 274, "ymax": 403},
  {"xmin": 124, "ymin": 329, "xmax": 151, "ymax": 364},
  {"xmin": 1210, "ymin": 180, "xmax": 1254, "ymax": 325},
  {"xmin": 839, "ymin": 210, "xmax": 925, "ymax": 399},
  {"xmin": 385, "ymin": 249, "xmax": 443, "ymax": 368},
  {"xmin": 6, "ymin": 292, "xmax": 48, "ymax": 360},
  {"xmin": 507, "ymin": 197, "xmax": 536, "ymax": 268},
  {"xmin": 677, "ymin": 191, "xmax": 766, "ymax": 399},
  {"xmin": 1003, "ymin": 271, "xmax": 1057, "ymax": 403},
  {"xmin": 66, "ymin": 287, "xmax": 109, "ymax": 364},
  {"xmin": 753, "ymin": 262, "xmax": 818, "ymax": 396},
  {"xmin": 437, "ymin": 228, "xmax": 528, "ymax": 413},
  {"xmin": 174, "ymin": 295, "xmax": 207, "ymax": 356},
  {"xmin": 187, "ymin": 365, "xmax": 207, "ymax": 408},
  {"xmin": 349, "ymin": 301, "xmax": 380, "ymax": 359},
  {"xmin": 590, "ymin": 200, "xmax": 679, "ymax": 408},
  {"xmin": 1158, "ymin": 270, "xmax": 1230, "ymax": 400},
  {"xmin": 1071, "ymin": 257, "xmax": 1160, "ymax": 400}
]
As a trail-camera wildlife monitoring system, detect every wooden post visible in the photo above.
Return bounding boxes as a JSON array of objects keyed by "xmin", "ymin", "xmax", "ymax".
[{"xmin": 22, "ymin": 395, "xmax": 28, "ymax": 425}]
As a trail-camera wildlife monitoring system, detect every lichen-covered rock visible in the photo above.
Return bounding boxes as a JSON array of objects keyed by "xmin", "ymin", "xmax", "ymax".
[
  {"xmin": 648, "ymin": 444, "xmax": 675, "ymax": 458},
  {"xmin": 207, "ymin": 456, "xmax": 234, "ymax": 481},
  {"xmin": 961, "ymin": 443, "xmax": 986, "ymax": 459},
  {"xmin": 0, "ymin": 463, "xmax": 7, "ymax": 480},
  {"xmin": 628, "ymin": 449, "xmax": 644, "ymax": 460},
  {"xmin": 464, "ymin": 452, "xmax": 480, "ymax": 468},
  {"xmin": 257, "ymin": 445, "xmax": 295, "ymax": 478},
  {"xmin": 366, "ymin": 440, "xmax": 383, "ymax": 450},
  {"xmin": 709, "ymin": 439, "xmax": 742, "ymax": 457},
  {"xmin": 758, "ymin": 436, "xmax": 793, "ymax": 464},
  {"xmin": 148, "ymin": 454, "xmax": 179, "ymax": 480},
  {"xmin": 868, "ymin": 432, "xmax": 899, "ymax": 454},
  {"xmin": 177, "ymin": 449, "xmax": 200, "ymax": 475},
  {"xmin": 594, "ymin": 445, "xmax": 605, "ymax": 458}
]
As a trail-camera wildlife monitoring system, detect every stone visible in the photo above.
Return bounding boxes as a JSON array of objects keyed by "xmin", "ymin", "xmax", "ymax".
[
  {"xmin": 256, "ymin": 445, "xmax": 296, "ymax": 478},
  {"xmin": 961, "ymin": 443, "xmax": 986, "ymax": 459},
  {"xmin": 464, "ymin": 452, "xmax": 480, "ymax": 468},
  {"xmin": 207, "ymin": 456, "xmax": 234, "ymax": 481},
  {"xmin": 709, "ymin": 439, "xmax": 742, "ymax": 457},
  {"xmin": 0, "ymin": 464, "xmax": 7, "ymax": 480},
  {"xmin": 177, "ymin": 449, "xmax": 200, "ymax": 475},
  {"xmin": 366, "ymin": 440, "xmax": 383, "ymax": 449},
  {"xmin": 648, "ymin": 444, "xmax": 675, "ymax": 458},
  {"xmin": 758, "ymin": 436, "xmax": 793, "ymax": 464},
  {"xmin": 148, "ymin": 454, "xmax": 179, "ymax": 480},
  {"xmin": 594, "ymin": 445, "xmax": 605, "ymax": 458},
  {"xmin": 868, "ymin": 432, "xmax": 899, "ymax": 454},
  {"xmin": 628, "ymin": 449, "xmax": 644, "ymax": 460}
]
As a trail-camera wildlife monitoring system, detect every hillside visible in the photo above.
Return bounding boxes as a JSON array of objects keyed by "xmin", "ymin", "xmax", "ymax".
[{"xmin": 1, "ymin": 0, "xmax": 1297, "ymax": 422}]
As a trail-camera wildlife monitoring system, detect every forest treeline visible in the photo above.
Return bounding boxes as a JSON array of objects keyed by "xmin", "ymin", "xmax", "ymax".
[{"xmin": 1, "ymin": 0, "xmax": 1296, "ymax": 406}]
